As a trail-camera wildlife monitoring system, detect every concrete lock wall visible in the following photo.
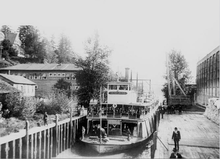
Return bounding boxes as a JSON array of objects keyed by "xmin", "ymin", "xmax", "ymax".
[{"xmin": 204, "ymin": 98, "xmax": 220, "ymax": 125}]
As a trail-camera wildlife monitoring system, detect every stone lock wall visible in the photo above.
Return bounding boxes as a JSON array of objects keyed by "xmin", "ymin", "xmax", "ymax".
[{"xmin": 204, "ymin": 98, "xmax": 220, "ymax": 125}]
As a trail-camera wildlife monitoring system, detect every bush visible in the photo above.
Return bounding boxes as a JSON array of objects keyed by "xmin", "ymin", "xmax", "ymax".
[
  {"xmin": 21, "ymin": 97, "xmax": 37, "ymax": 119},
  {"xmin": 36, "ymin": 92, "xmax": 73, "ymax": 115},
  {"xmin": 5, "ymin": 93, "xmax": 23, "ymax": 117},
  {"xmin": 4, "ymin": 94, "xmax": 38, "ymax": 119},
  {"xmin": 0, "ymin": 117, "xmax": 25, "ymax": 137}
]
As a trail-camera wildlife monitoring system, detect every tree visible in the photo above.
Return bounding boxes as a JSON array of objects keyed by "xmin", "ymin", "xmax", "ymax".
[
  {"xmin": 0, "ymin": 26, "xmax": 18, "ymax": 58},
  {"xmin": 56, "ymin": 34, "xmax": 75, "ymax": 63},
  {"xmin": 53, "ymin": 78, "xmax": 72, "ymax": 97},
  {"xmin": 1, "ymin": 25, "xmax": 12, "ymax": 36},
  {"xmin": 162, "ymin": 50, "xmax": 191, "ymax": 97},
  {"xmin": 44, "ymin": 36, "xmax": 58, "ymax": 63},
  {"xmin": 75, "ymin": 34, "xmax": 111, "ymax": 108},
  {"xmin": 19, "ymin": 25, "xmax": 46, "ymax": 62}
]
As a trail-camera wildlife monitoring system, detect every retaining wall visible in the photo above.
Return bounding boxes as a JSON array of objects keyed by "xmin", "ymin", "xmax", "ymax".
[{"xmin": 204, "ymin": 98, "xmax": 220, "ymax": 125}]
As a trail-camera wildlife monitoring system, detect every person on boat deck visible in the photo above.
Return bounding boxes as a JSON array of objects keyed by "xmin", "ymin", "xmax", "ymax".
[
  {"xmin": 90, "ymin": 124, "xmax": 98, "ymax": 136},
  {"xmin": 97, "ymin": 124, "xmax": 109, "ymax": 141},
  {"xmin": 126, "ymin": 126, "xmax": 131, "ymax": 141}
]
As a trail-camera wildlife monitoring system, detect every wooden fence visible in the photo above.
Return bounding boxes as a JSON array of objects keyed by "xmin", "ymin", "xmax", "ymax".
[{"xmin": 0, "ymin": 114, "xmax": 86, "ymax": 159}]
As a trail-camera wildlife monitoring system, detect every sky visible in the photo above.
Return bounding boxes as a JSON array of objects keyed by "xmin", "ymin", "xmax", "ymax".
[{"xmin": 0, "ymin": 0, "xmax": 219, "ymax": 101}]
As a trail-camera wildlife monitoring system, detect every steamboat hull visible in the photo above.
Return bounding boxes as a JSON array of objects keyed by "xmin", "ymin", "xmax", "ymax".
[{"xmin": 80, "ymin": 133, "xmax": 153, "ymax": 154}]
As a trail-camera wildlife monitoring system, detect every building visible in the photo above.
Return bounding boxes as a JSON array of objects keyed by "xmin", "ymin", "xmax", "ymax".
[
  {"xmin": 0, "ymin": 74, "xmax": 36, "ymax": 97},
  {"xmin": 0, "ymin": 63, "xmax": 81, "ymax": 97},
  {"xmin": 0, "ymin": 79, "xmax": 21, "ymax": 108},
  {"xmin": 196, "ymin": 46, "xmax": 219, "ymax": 106},
  {"xmin": 0, "ymin": 79, "xmax": 20, "ymax": 94}
]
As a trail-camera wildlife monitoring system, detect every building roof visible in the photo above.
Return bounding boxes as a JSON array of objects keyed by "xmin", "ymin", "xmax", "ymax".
[
  {"xmin": 0, "ymin": 74, "xmax": 36, "ymax": 85},
  {"xmin": 0, "ymin": 79, "xmax": 20, "ymax": 94},
  {"xmin": 0, "ymin": 63, "xmax": 81, "ymax": 71},
  {"xmin": 108, "ymin": 81, "xmax": 132, "ymax": 85},
  {"xmin": 197, "ymin": 46, "xmax": 219, "ymax": 65}
]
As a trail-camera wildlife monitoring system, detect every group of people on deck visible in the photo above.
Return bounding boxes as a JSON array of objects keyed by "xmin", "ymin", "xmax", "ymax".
[{"xmin": 88, "ymin": 105, "xmax": 148, "ymax": 118}]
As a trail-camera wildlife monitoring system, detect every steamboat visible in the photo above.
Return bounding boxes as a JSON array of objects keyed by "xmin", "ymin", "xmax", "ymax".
[{"xmin": 80, "ymin": 80, "xmax": 159, "ymax": 154}]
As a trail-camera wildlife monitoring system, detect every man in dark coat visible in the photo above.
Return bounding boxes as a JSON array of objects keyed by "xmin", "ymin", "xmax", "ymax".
[{"xmin": 172, "ymin": 127, "xmax": 181, "ymax": 151}]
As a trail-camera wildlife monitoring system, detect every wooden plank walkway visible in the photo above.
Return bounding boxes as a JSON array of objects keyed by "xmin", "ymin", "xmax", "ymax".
[{"xmin": 154, "ymin": 112, "xmax": 219, "ymax": 159}]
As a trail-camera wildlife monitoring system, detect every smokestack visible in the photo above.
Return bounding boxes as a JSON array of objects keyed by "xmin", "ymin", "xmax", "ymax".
[{"xmin": 125, "ymin": 68, "xmax": 130, "ymax": 82}]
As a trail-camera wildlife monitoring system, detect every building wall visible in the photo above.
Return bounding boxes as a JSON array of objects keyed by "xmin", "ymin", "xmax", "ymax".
[
  {"xmin": 13, "ymin": 84, "xmax": 35, "ymax": 96},
  {"xmin": 196, "ymin": 46, "xmax": 219, "ymax": 106},
  {"xmin": 0, "ymin": 70, "xmax": 78, "ymax": 97}
]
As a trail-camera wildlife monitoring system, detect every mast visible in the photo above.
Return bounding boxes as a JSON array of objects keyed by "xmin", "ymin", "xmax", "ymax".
[
  {"xmin": 166, "ymin": 53, "xmax": 171, "ymax": 96},
  {"xmin": 136, "ymin": 72, "xmax": 138, "ymax": 91}
]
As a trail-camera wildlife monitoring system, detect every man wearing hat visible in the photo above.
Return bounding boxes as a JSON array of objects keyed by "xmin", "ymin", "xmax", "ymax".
[{"xmin": 172, "ymin": 127, "xmax": 181, "ymax": 151}]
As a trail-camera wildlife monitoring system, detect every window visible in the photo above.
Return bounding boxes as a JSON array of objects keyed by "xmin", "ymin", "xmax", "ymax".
[
  {"xmin": 119, "ymin": 85, "xmax": 128, "ymax": 90},
  {"xmin": 109, "ymin": 85, "xmax": 117, "ymax": 90}
]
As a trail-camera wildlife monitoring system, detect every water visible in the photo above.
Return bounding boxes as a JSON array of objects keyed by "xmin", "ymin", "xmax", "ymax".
[{"xmin": 55, "ymin": 140, "xmax": 153, "ymax": 159}]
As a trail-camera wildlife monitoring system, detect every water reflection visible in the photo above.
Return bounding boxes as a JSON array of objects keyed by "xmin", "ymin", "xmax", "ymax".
[{"xmin": 70, "ymin": 140, "xmax": 152, "ymax": 158}]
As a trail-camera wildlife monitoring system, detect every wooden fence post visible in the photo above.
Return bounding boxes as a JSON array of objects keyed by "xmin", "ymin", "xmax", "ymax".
[
  {"xmin": 39, "ymin": 132, "xmax": 42, "ymax": 159},
  {"xmin": 63, "ymin": 123, "xmax": 66, "ymax": 150},
  {"xmin": 26, "ymin": 120, "xmax": 29, "ymax": 159},
  {"xmin": 5, "ymin": 142, "xmax": 9, "ymax": 159},
  {"xmin": 30, "ymin": 134, "xmax": 33, "ymax": 159},
  {"xmin": 34, "ymin": 133, "xmax": 37, "ymax": 159},
  {"xmin": 43, "ymin": 130, "xmax": 46, "ymax": 159},
  {"xmin": 50, "ymin": 128, "xmax": 53, "ymax": 159},
  {"xmin": 13, "ymin": 140, "xmax": 15, "ymax": 159},
  {"xmin": 70, "ymin": 110, "xmax": 73, "ymax": 148},
  {"xmin": 60, "ymin": 124, "xmax": 63, "ymax": 152},
  {"xmin": 19, "ymin": 138, "xmax": 22, "ymax": 159},
  {"xmin": 55, "ymin": 114, "xmax": 58, "ymax": 156}
]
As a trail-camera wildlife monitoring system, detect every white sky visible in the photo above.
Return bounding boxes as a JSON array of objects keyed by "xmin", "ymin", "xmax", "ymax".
[{"xmin": 0, "ymin": 0, "xmax": 219, "ymax": 100}]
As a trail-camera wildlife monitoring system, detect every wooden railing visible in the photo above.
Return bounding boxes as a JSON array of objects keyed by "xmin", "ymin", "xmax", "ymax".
[{"xmin": 0, "ymin": 114, "xmax": 86, "ymax": 159}]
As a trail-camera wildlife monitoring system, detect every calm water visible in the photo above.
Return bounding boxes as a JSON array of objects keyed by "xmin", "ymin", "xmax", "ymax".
[{"xmin": 57, "ymin": 140, "xmax": 153, "ymax": 159}]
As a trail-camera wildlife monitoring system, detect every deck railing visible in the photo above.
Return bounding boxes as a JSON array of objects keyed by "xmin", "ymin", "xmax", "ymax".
[{"xmin": 0, "ymin": 114, "xmax": 86, "ymax": 159}]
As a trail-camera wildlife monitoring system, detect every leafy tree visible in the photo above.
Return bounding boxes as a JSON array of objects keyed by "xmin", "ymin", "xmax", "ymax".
[
  {"xmin": 44, "ymin": 36, "xmax": 58, "ymax": 63},
  {"xmin": 19, "ymin": 25, "xmax": 46, "ymax": 62},
  {"xmin": 56, "ymin": 35, "xmax": 74, "ymax": 63},
  {"xmin": 1, "ymin": 39, "xmax": 18, "ymax": 59},
  {"xmin": 53, "ymin": 78, "xmax": 72, "ymax": 97},
  {"xmin": 75, "ymin": 34, "xmax": 111, "ymax": 108},
  {"xmin": 1, "ymin": 25, "xmax": 12, "ymax": 35},
  {"xmin": 162, "ymin": 50, "xmax": 191, "ymax": 97},
  {"xmin": 0, "ymin": 26, "xmax": 18, "ymax": 59}
]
